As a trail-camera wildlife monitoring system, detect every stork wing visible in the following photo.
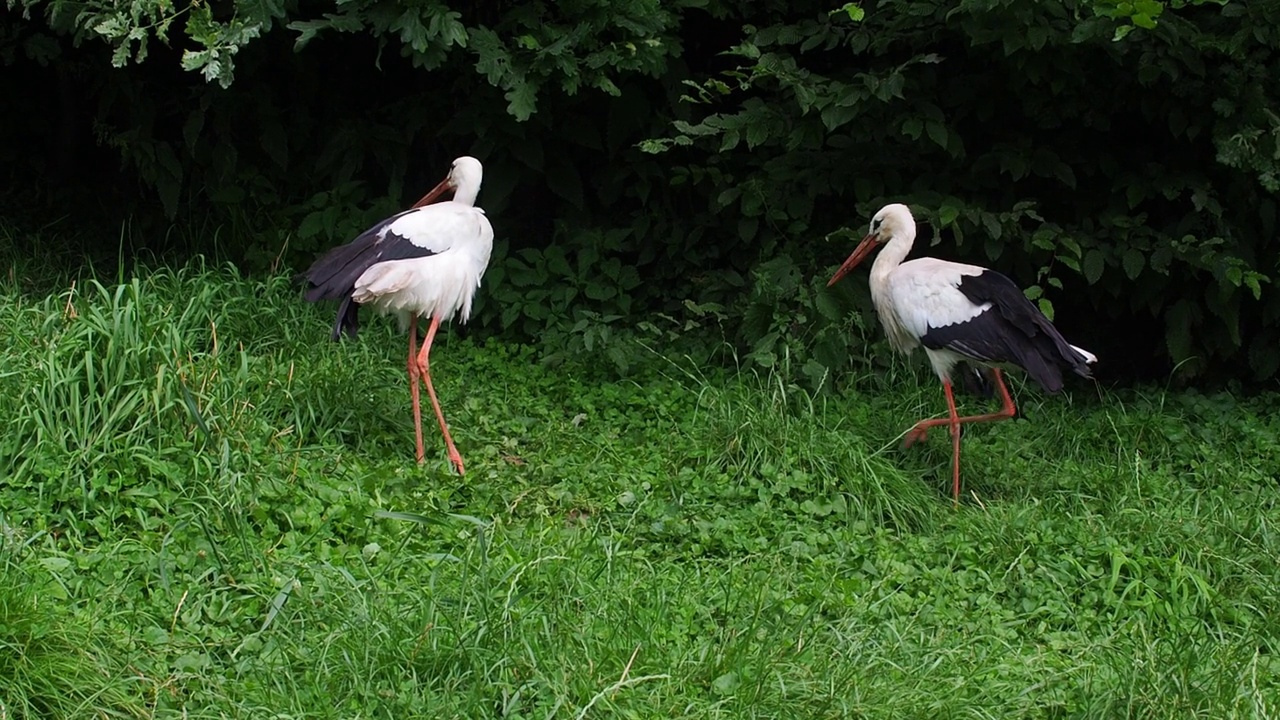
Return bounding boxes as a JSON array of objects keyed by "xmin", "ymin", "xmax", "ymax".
[
  {"xmin": 302, "ymin": 201, "xmax": 488, "ymax": 303},
  {"xmin": 383, "ymin": 201, "xmax": 488, "ymax": 255},
  {"xmin": 888, "ymin": 259, "xmax": 990, "ymax": 342},
  {"xmin": 919, "ymin": 268, "xmax": 1094, "ymax": 391},
  {"xmin": 301, "ymin": 209, "xmax": 425, "ymax": 300}
]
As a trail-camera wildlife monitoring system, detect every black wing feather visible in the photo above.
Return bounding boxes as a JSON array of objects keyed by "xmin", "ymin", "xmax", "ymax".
[
  {"xmin": 298, "ymin": 210, "xmax": 439, "ymax": 340},
  {"xmin": 921, "ymin": 270, "xmax": 1093, "ymax": 393}
]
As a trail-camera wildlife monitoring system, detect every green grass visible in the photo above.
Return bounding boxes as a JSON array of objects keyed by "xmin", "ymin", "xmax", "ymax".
[{"xmin": 1, "ymin": 255, "xmax": 1278, "ymax": 718}]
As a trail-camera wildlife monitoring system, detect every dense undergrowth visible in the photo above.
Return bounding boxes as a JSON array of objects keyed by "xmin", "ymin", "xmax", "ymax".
[
  {"xmin": 6, "ymin": 0, "xmax": 1280, "ymax": 383},
  {"xmin": 1, "ymin": 246, "xmax": 1279, "ymax": 717}
]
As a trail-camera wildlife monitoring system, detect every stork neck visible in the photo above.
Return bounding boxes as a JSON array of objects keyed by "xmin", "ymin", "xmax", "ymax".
[
  {"xmin": 452, "ymin": 181, "xmax": 480, "ymax": 207},
  {"xmin": 870, "ymin": 231, "xmax": 914, "ymax": 282}
]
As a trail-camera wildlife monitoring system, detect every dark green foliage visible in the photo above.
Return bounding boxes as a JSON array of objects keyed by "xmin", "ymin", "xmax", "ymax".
[
  {"xmin": 644, "ymin": 0, "xmax": 1279, "ymax": 382},
  {"xmin": 2, "ymin": 0, "xmax": 1278, "ymax": 383}
]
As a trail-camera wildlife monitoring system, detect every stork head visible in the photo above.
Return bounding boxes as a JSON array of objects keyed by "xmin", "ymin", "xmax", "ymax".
[
  {"xmin": 449, "ymin": 156, "xmax": 483, "ymax": 189},
  {"xmin": 827, "ymin": 203, "xmax": 915, "ymax": 287},
  {"xmin": 412, "ymin": 156, "xmax": 485, "ymax": 208}
]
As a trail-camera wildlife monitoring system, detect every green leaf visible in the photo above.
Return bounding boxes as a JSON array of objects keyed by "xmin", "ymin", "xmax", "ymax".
[
  {"xmin": 745, "ymin": 121, "xmax": 769, "ymax": 149},
  {"xmin": 815, "ymin": 291, "xmax": 843, "ymax": 320},
  {"xmin": 616, "ymin": 266, "xmax": 642, "ymax": 291},
  {"xmin": 925, "ymin": 120, "xmax": 948, "ymax": 150},
  {"xmin": 938, "ymin": 205, "xmax": 960, "ymax": 227},
  {"xmin": 712, "ymin": 672, "xmax": 740, "ymax": 695},
  {"xmin": 606, "ymin": 345, "xmax": 630, "ymax": 373},
  {"xmin": 1027, "ymin": 26, "xmax": 1048, "ymax": 51},
  {"xmin": 94, "ymin": 15, "xmax": 128, "ymax": 39},
  {"xmin": 1244, "ymin": 273, "xmax": 1265, "ymax": 300},
  {"xmin": 1055, "ymin": 163, "xmax": 1077, "ymax": 189},
  {"xmin": 999, "ymin": 153, "xmax": 1028, "ymax": 180},
  {"xmin": 821, "ymin": 104, "xmax": 858, "ymax": 131},
  {"xmin": 180, "ymin": 49, "xmax": 210, "ymax": 72},
  {"xmin": 298, "ymin": 211, "xmax": 326, "ymax": 240},
  {"xmin": 111, "ymin": 41, "xmax": 131, "ymax": 68},
  {"xmin": 719, "ymin": 127, "xmax": 742, "ymax": 152},
  {"xmin": 1082, "ymin": 249, "xmax": 1106, "ymax": 284},
  {"xmin": 288, "ymin": 19, "xmax": 328, "ymax": 50},
  {"xmin": 1132, "ymin": 13, "xmax": 1159, "ymax": 29},
  {"xmin": 584, "ymin": 282, "xmax": 616, "ymax": 301},
  {"xmin": 142, "ymin": 626, "xmax": 170, "ymax": 645},
  {"xmin": 326, "ymin": 12, "xmax": 365, "ymax": 33},
  {"xmin": 835, "ymin": 3, "xmax": 866, "ymax": 21},
  {"xmin": 884, "ymin": 72, "xmax": 905, "ymax": 99},
  {"xmin": 470, "ymin": 27, "xmax": 509, "ymax": 83},
  {"xmin": 601, "ymin": 257, "xmax": 622, "ymax": 281},
  {"xmin": 1122, "ymin": 249, "xmax": 1144, "ymax": 279},
  {"xmin": 391, "ymin": 9, "xmax": 429, "ymax": 53},
  {"xmin": 505, "ymin": 81, "xmax": 538, "ymax": 121},
  {"xmin": 982, "ymin": 213, "xmax": 1002, "ymax": 240},
  {"xmin": 545, "ymin": 248, "xmax": 572, "ymax": 278},
  {"xmin": 1134, "ymin": 0, "xmax": 1164, "ymax": 16}
]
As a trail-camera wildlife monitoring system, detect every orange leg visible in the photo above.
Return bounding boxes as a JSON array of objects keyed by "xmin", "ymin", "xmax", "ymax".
[
  {"xmin": 407, "ymin": 314, "xmax": 425, "ymax": 464},
  {"xmin": 902, "ymin": 369, "xmax": 1017, "ymax": 503},
  {"xmin": 416, "ymin": 316, "xmax": 465, "ymax": 475}
]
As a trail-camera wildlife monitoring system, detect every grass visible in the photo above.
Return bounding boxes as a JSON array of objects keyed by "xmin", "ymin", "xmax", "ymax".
[{"xmin": 1, "ymin": 250, "xmax": 1278, "ymax": 718}]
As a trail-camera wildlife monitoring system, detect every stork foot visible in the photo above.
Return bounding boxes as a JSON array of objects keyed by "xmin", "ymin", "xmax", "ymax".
[
  {"xmin": 904, "ymin": 421, "xmax": 968, "ymax": 449},
  {"xmin": 903, "ymin": 424, "xmax": 930, "ymax": 448},
  {"xmin": 448, "ymin": 448, "xmax": 466, "ymax": 476}
]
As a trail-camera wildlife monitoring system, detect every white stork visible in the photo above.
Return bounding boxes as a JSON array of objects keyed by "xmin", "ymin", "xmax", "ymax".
[
  {"xmin": 827, "ymin": 203, "xmax": 1096, "ymax": 503},
  {"xmin": 301, "ymin": 156, "xmax": 493, "ymax": 475}
]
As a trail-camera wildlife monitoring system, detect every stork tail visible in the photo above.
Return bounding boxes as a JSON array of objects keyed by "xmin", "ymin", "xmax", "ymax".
[
  {"xmin": 331, "ymin": 296, "xmax": 361, "ymax": 341},
  {"xmin": 1022, "ymin": 326, "xmax": 1096, "ymax": 393}
]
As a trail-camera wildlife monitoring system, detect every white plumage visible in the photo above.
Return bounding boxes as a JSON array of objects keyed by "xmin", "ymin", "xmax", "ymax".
[
  {"xmin": 302, "ymin": 155, "xmax": 494, "ymax": 475},
  {"xmin": 828, "ymin": 203, "xmax": 1096, "ymax": 503},
  {"xmin": 351, "ymin": 197, "xmax": 494, "ymax": 325},
  {"xmin": 872, "ymin": 256, "xmax": 989, "ymax": 357}
]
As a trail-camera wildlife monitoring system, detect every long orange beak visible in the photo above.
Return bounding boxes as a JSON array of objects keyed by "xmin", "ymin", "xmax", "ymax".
[
  {"xmin": 411, "ymin": 176, "xmax": 455, "ymax": 209},
  {"xmin": 827, "ymin": 233, "xmax": 881, "ymax": 287}
]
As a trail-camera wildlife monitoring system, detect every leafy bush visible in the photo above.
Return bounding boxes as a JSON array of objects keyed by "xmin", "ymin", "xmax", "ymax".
[
  {"xmin": 644, "ymin": 0, "xmax": 1279, "ymax": 382},
  {"xmin": 3, "ymin": 0, "xmax": 1279, "ymax": 384}
]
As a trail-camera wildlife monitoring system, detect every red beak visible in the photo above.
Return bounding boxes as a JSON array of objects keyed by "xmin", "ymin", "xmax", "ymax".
[
  {"xmin": 827, "ymin": 233, "xmax": 881, "ymax": 287},
  {"xmin": 411, "ymin": 176, "xmax": 455, "ymax": 209}
]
